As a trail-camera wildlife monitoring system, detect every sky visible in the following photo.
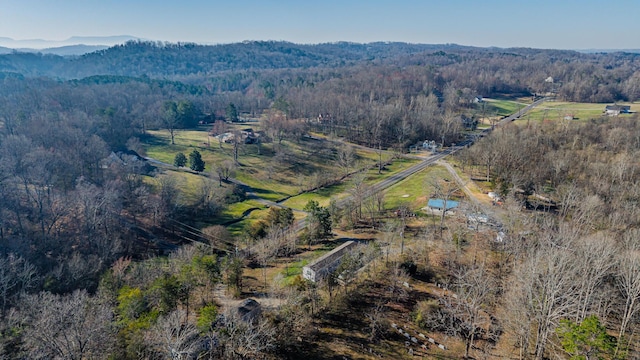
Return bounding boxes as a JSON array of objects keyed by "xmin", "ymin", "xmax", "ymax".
[{"xmin": 0, "ymin": 0, "xmax": 637, "ymax": 50}]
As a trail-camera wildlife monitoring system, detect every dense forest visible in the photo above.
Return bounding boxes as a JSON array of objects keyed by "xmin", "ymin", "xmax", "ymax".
[{"xmin": 1, "ymin": 40, "xmax": 640, "ymax": 359}]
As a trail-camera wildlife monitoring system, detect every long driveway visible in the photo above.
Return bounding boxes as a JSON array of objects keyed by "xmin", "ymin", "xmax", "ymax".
[
  {"xmin": 290, "ymin": 97, "xmax": 547, "ymax": 231},
  {"xmin": 145, "ymin": 97, "xmax": 546, "ymax": 232}
]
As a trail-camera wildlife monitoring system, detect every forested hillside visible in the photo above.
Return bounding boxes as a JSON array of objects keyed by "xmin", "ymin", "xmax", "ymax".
[
  {"xmin": 2, "ymin": 41, "xmax": 640, "ymax": 104},
  {"xmin": 2, "ymin": 41, "xmax": 640, "ymax": 359}
]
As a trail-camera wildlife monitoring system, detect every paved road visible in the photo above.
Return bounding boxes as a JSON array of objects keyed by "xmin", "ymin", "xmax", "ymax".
[
  {"xmin": 289, "ymin": 97, "xmax": 548, "ymax": 232},
  {"xmin": 496, "ymin": 97, "xmax": 547, "ymax": 127},
  {"xmin": 144, "ymin": 97, "xmax": 546, "ymax": 234},
  {"xmin": 289, "ymin": 150, "xmax": 454, "ymax": 232}
]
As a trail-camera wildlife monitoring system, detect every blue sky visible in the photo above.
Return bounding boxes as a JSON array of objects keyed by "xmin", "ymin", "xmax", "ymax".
[{"xmin": 0, "ymin": 0, "xmax": 636, "ymax": 49}]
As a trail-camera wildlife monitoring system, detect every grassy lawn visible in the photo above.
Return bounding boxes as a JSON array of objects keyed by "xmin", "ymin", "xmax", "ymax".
[
  {"xmin": 363, "ymin": 157, "xmax": 421, "ymax": 185},
  {"xmin": 143, "ymin": 169, "xmax": 210, "ymax": 205},
  {"xmin": 383, "ymin": 164, "xmax": 452, "ymax": 211},
  {"xmin": 143, "ymin": 125, "xmax": 415, "ymax": 205},
  {"xmin": 482, "ymin": 98, "xmax": 528, "ymax": 117},
  {"xmin": 225, "ymin": 206, "xmax": 271, "ymax": 237},
  {"xmin": 144, "ymin": 127, "xmax": 339, "ymax": 202},
  {"xmin": 142, "ymin": 126, "xmax": 430, "ymax": 236},
  {"xmin": 209, "ymin": 199, "xmax": 267, "ymax": 226},
  {"xmin": 144, "ymin": 129, "xmax": 232, "ymax": 172},
  {"xmin": 282, "ymin": 182, "xmax": 351, "ymax": 210},
  {"xmin": 243, "ymin": 240, "xmax": 346, "ymax": 291},
  {"xmin": 282, "ymin": 157, "xmax": 421, "ymax": 211},
  {"xmin": 279, "ymin": 257, "xmax": 309, "ymax": 284},
  {"xmin": 519, "ymin": 101, "xmax": 636, "ymax": 123}
]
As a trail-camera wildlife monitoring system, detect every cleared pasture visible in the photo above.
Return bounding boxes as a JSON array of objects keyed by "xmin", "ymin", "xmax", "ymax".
[
  {"xmin": 144, "ymin": 126, "xmax": 393, "ymax": 202},
  {"xmin": 383, "ymin": 164, "xmax": 452, "ymax": 211},
  {"xmin": 518, "ymin": 101, "xmax": 636, "ymax": 123}
]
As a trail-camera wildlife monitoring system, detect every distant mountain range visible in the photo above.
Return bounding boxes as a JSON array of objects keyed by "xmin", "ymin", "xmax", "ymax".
[
  {"xmin": 0, "ymin": 40, "xmax": 484, "ymax": 79},
  {"xmin": 578, "ymin": 48, "xmax": 640, "ymax": 54},
  {"xmin": 2, "ymin": 38, "xmax": 640, "ymax": 81},
  {"xmin": 2, "ymin": 35, "xmax": 640, "ymax": 56},
  {"xmin": 0, "ymin": 35, "xmax": 138, "ymax": 55},
  {"xmin": 0, "ymin": 35, "xmax": 138, "ymax": 48}
]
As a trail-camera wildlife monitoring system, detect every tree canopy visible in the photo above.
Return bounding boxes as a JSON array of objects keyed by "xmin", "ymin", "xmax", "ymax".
[{"xmin": 188, "ymin": 150, "xmax": 205, "ymax": 172}]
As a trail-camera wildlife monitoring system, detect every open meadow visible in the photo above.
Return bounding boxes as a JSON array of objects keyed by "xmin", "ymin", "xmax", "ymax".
[
  {"xmin": 144, "ymin": 125, "xmax": 409, "ymax": 203},
  {"xmin": 143, "ymin": 124, "xmax": 425, "ymax": 236},
  {"xmin": 382, "ymin": 164, "xmax": 453, "ymax": 211},
  {"xmin": 516, "ymin": 101, "xmax": 637, "ymax": 123},
  {"xmin": 482, "ymin": 98, "xmax": 529, "ymax": 117}
]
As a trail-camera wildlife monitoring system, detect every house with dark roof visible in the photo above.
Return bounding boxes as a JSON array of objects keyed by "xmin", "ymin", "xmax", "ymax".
[
  {"xmin": 236, "ymin": 298, "xmax": 261, "ymax": 322},
  {"xmin": 605, "ymin": 105, "xmax": 631, "ymax": 116}
]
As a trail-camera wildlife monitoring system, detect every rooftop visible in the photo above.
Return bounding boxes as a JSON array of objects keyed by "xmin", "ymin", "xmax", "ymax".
[
  {"xmin": 427, "ymin": 199, "xmax": 459, "ymax": 210},
  {"xmin": 306, "ymin": 241, "xmax": 358, "ymax": 272}
]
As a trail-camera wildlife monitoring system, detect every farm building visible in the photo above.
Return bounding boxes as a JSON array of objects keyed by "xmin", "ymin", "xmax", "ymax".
[
  {"xmin": 302, "ymin": 241, "xmax": 358, "ymax": 282},
  {"xmin": 604, "ymin": 105, "xmax": 631, "ymax": 116},
  {"xmin": 423, "ymin": 199, "xmax": 460, "ymax": 216},
  {"xmin": 426, "ymin": 199, "xmax": 459, "ymax": 211}
]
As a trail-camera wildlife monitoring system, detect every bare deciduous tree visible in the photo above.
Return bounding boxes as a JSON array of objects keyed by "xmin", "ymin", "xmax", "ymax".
[
  {"xmin": 503, "ymin": 231, "xmax": 580, "ymax": 360},
  {"xmin": 335, "ymin": 144, "xmax": 356, "ymax": 177},
  {"xmin": 348, "ymin": 172, "xmax": 368, "ymax": 221},
  {"xmin": 615, "ymin": 230, "xmax": 640, "ymax": 355},
  {"xmin": 22, "ymin": 290, "xmax": 114, "ymax": 360},
  {"xmin": 211, "ymin": 120, "xmax": 228, "ymax": 149},
  {"xmin": 253, "ymin": 234, "xmax": 278, "ymax": 289},
  {"xmin": 429, "ymin": 177, "xmax": 459, "ymax": 237},
  {"xmin": 451, "ymin": 264, "xmax": 496, "ymax": 359},
  {"xmin": 0, "ymin": 253, "xmax": 38, "ymax": 315},
  {"xmin": 572, "ymin": 232, "xmax": 615, "ymax": 322},
  {"xmin": 215, "ymin": 309, "xmax": 276, "ymax": 359},
  {"xmin": 366, "ymin": 301, "xmax": 387, "ymax": 342},
  {"xmin": 387, "ymin": 266, "xmax": 411, "ymax": 302},
  {"xmin": 196, "ymin": 177, "xmax": 220, "ymax": 216},
  {"xmin": 147, "ymin": 309, "xmax": 202, "ymax": 360},
  {"xmin": 214, "ymin": 160, "xmax": 236, "ymax": 186}
]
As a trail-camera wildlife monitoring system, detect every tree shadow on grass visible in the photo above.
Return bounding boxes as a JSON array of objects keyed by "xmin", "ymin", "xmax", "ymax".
[{"xmin": 141, "ymin": 133, "xmax": 170, "ymax": 146}]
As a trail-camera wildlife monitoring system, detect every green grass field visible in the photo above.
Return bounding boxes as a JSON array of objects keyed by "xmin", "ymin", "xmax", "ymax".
[
  {"xmin": 225, "ymin": 207, "xmax": 271, "ymax": 237},
  {"xmin": 144, "ymin": 126, "xmax": 398, "ymax": 203},
  {"xmin": 482, "ymin": 98, "xmax": 528, "ymax": 117},
  {"xmin": 279, "ymin": 242, "xmax": 342, "ymax": 283},
  {"xmin": 383, "ymin": 164, "xmax": 452, "ymax": 211},
  {"xmin": 281, "ymin": 157, "xmax": 421, "ymax": 211},
  {"xmin": 282, "ymin": 183, "xmax": 351, "ymax": 210},
  {"xmin": 363, "ymin": 157, "xmax": 421, "ymax": 184},
  {"xmin": 142, "ymin": 125, "xmax": 447, "ymax": 236},
  {"xmin": 216, "ymin": 199, "xmax": 266, "ymax": 222},
  {"xmin": 143, "ymin": 169, "xmax": 208, "ymax": 205},
  {"xmin": 519, "ymin": 101, "xmax": 636, "ymax": 123}
]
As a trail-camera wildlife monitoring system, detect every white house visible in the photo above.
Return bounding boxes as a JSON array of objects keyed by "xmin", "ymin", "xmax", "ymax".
[{"xmin": 605, "ymin": 105, "xmax": 631, "ymax": 116}]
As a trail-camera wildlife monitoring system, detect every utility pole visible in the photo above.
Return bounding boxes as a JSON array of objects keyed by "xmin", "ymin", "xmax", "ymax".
[{"xmin": 399, "ymin": 207, "xmax": 406, "ymax": 256}]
